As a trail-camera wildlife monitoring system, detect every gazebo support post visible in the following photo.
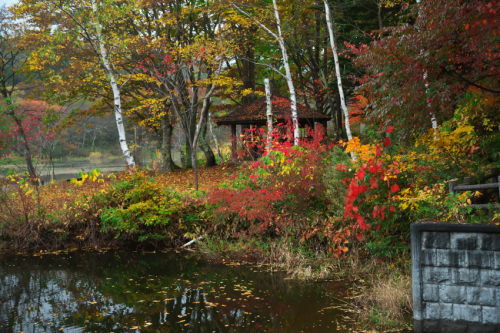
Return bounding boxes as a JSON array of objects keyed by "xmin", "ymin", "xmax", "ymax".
[
  {"xmin": 231, "ymin": 124, "xmax": 237, "ymax": 162},
  {"xmin": 320, "ymin": 121, "xmax": 328, "ymax": 139}
]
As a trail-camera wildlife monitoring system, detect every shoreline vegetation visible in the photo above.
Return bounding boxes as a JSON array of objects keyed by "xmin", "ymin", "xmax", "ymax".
[{"xmin": 4, "ymin": 121, "xmax": 498, "ymax": 331}]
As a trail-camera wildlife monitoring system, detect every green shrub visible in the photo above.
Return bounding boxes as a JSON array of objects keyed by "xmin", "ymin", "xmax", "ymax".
[
  {"xmin": 323, "ymin": 146, "xmax": 353, "ymax": 218},
  {"xmin": 93, "ymin": 170, "xmax": 187, "ymax": 241}
]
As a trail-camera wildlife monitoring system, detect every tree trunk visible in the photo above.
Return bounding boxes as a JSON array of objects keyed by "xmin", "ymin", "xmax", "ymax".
[
  {"xmin": 160, "ymin": 114, "xmax": 177, "ymax": 173},
  {"xmin": 231, "ymin": 124, "xmax": 237, "ymax": 162},
  {"xmin": 231, "ymin": 2, "xmax": 298, "ymax": 143},
  {"xmin": 189, "ymin": 84, "xmax": 216, "ymax": 190},
  {"xmin": 92, "ymin": 0, "xmax": 134, "ymax": 167},
  {"xmin": 184, "ymin": 141, "xmax": 192, "ymax": 168},
  {"xmin": 265, "ymin": 78, "xmax": 273, "ymax": 151},
  {"xmin": 91, "ymin": 135, "xmax": 97, "ymax": 151},
  {"xmin": 334, "ymin": 90, "xmax": 344, "ymax": 138},
  {"xmin": 209, "ymin": 113, "xmax": 224, "ymax": 163},
  {"xmin": 12, "ymin": 116, "xmax": 37, "ymax": 180},
  {"xmin": 423, "ymin": 72, "xmax": 438, "ymax": 138},
  {"xmin": 378, "ymin": 3, "xmax": 384, "ymax": 30},
  {"xmin": 180, "ymin": 143, "xmax": 186, "ymax": 168},
  {"xmin": 183, "ymin": 101, "xmax": 197, "ymax": 169},
  {"xmin": 198, "ymin": 121, "xmax": 216, "ymax": 167},
  {"xmin": 241, "ymin": 42, "xmax": 256, "ymax": 106},
  {"xmin": 81, "ymin": 127, "xmax": 86, "ymax": 150},
  {"xmin": 414, "ymin": 0, "xmax": 437, "ymax": 139},
  {"xmin": 324, "ymin": 0, "xmax": 354, "ymax": 157},
  {"xmin": 272, "ymin": 0, "xmax": 299, "ymax": 145}
]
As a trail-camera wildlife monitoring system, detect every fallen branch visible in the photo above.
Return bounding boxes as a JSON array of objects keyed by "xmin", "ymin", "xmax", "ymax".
[{"xmin": 182, "ymin": 235, "xmax": 204, "ymax": 248}]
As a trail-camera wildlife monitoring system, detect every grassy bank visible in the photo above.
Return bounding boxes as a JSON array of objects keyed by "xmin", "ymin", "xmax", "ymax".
[{"xmin": 198, "ymin": 233, "xmax": 413, "ymax": 331}]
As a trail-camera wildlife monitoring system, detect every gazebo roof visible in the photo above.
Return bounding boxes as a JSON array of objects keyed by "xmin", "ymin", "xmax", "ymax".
[{"xmin": 214, "ymin": 95, "xmax": 331, "ymax": 126}]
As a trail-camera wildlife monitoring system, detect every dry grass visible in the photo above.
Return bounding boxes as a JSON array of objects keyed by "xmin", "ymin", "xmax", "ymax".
[
  {"xmin": 359, "ymin": 273, "xmax": 413, "ymax": 326},
  {"xmin": 264, "ymin": 242, "xmax": 413, "ymax": 331},
  {"xmin": 88, "ymin": 151, "xmax": 104, "ymax": 165}
]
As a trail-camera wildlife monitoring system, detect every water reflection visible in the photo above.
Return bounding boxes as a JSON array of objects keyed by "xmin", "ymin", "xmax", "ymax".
[{"xmin": 0, "ymin": 250, "xmax": 353, "ymax": 332}]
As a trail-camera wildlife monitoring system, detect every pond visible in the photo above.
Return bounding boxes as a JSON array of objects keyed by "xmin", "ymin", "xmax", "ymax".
[
  {"xmin": 0, "ymin": 158, "xmax": 127, "ymax": 183},
  {"xmin": 0, "ymin": 250, "xmax": 359, "ymax": 332}
]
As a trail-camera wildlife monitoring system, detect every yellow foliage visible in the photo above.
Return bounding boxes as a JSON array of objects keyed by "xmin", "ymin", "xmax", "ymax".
[{"xmin": 343, "ymin": 137, "xmax": 377, "ymax": 163}]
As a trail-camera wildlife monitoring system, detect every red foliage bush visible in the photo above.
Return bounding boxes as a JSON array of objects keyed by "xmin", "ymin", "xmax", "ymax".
[{"xmin": 207, "ymin": 121, "xmax": 329, "ymax": 235}]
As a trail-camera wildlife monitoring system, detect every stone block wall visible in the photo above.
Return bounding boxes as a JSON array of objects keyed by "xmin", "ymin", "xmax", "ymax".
[{"xmin": 412, "ymin": 222, "xmax": 500, "ymax": 333}]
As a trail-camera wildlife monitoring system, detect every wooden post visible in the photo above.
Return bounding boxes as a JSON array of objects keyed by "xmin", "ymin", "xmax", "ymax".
[
  {"xmin": 497, "ymin": 176, "xmax": 500, "ymax": 199},
  {"xmin": 449, "ymin": 180, "xmax": 457, "ymax": 195},
  {"xmin": 320, "ymin": 120, "xmax": 328, "ymax": 138},
  {"xmin": 231, "ymin": 124, "xmax": 237, "ymax": 162},
  {"xmin": 463, "ymin": 177, "xmax": 474, "ymax": 203},
  {"xmin": 491, "ymin": 167, "xmax": 498, "ymax": 182},
  {"xmin": 493, "ymin": 168, "xmax": 500, "ymax": 199}
]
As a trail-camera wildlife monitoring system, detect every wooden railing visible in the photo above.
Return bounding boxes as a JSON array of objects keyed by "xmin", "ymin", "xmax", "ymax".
[{"xmin": 449, "ymin": 167, "xmax": 500, "ymax": 209}]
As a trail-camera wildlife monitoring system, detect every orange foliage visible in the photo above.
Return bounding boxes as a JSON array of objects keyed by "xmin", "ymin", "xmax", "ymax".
[{"xmin": 348, "ymin": 95, "xmax": 367, "ymax": 124}]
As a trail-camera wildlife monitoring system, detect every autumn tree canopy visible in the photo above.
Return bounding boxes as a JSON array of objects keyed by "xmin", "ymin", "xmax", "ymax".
[{"xmin": 350, "ymin": 0, "xmax": 500, "ymax": 138}]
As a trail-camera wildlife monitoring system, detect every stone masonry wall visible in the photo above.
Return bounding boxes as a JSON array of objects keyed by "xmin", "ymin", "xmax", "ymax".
[{"xmin": 412, "ymin": 222, "xmax": 500, "ymax": 333}]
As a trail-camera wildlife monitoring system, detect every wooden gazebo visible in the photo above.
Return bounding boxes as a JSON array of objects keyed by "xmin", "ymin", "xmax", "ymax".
[{"xmin": 214, "ymin": 95, "xmax": 331, "ymax": 160}]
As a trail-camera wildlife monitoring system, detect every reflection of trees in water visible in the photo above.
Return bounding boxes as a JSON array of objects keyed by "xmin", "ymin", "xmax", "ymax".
[{"xmin": 0, "ymin": 251, "xmax": 346, "ymax": 332}]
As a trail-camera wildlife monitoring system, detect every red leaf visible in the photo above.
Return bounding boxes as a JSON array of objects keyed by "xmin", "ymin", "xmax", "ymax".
[
  {"xmin": 375, "ymin": 224, "xmax": 381, "ymax": 231},
  {"xmin": 357, "ymin": 169, "xmax": 366, "ymax": 181},
  {"xmin": 369, "ymin": 164, "xmax": 380, "ymax": 173},
  {"xmin": 391, "ymin": 184, "xmax": 400, "ymax": 192},
  {"xmin": 356, "ymin": 232, "xmax": 363, "ymax": 242},
  {"xmin": 336, "ymin": 164, "xmax": 347, "ymax": 171},
  {"xmin": 386, "ymin": 126, "xmax": 394, "ymax": 133},
  {"xmin": 383, "ymin": 137, "xmax": 391, "ymax": 147}
]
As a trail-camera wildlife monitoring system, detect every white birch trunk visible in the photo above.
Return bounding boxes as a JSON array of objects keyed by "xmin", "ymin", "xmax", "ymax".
[
  {"xmin": 231, "ymin": 2, "xmax": 299, "ymax": 144},
  {"xmin": 324, "ymin": 0, "xmax": 354, "ymax": 145},
  {"xmin": 92, "ymin": 0, "xmax": 134, "ymax": 167},
  {"xmin": 416, "ymin": 0, "xmax": 437, "ymax": 139},
  {"xmin": 265, "ymin": 78, "xmax": 273, "ymax": 151},
  {"xmin": 423, "ymin": 72, "xmax": 438, "ymax": 139},
  {"xmin": 272, "ymin": 0, "xmax": 299, "ymax": 145},
  {"xmin": 208, "ymin": 112, "xmax": 224, "ymax": 163}
]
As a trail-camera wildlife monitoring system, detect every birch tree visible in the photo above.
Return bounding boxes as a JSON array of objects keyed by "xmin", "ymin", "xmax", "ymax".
[
  {"xmin": 90, "ymin": 0, "xmax": 134, "ymax": 166},
  {"xmin": 16, "ymin": 0, "xmax": 136, "ymax": 166},
  {"xmin": 416, "ymin": 0, "xmax": 438, "ymax": 138},
  {"xmin": 232, "ymin": 0, "xmax": 300, "ymax": 145},
  {"xmin": 264, "ymin": 78, "xmax": 273, "ymax": 151},
  {"xmin": 323, "ymin": 0, "xmax": 353, "ymax": 143}
]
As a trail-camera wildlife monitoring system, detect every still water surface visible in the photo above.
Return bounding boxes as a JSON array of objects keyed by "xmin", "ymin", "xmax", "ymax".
[{"xmin": 0, "ymin": 250, "xmax": 356, "ymax": 332}]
